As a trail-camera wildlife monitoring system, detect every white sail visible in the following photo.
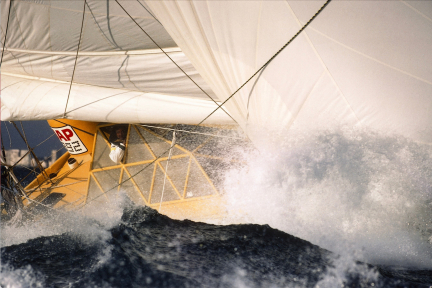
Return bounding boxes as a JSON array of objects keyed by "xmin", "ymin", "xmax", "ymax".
[
  {"xmin": 2, "ymin": 0, "xmax": 432, "ymax": 143},
  {"xmin": 145, "ymin": 0, "xmax": 432, "ymax": 144},
  {"xmin": 1, "ymin": 74, "xmax": 232, "ymax": 124},
  {"xmin": 1, "ymin": 0, "xmax": 232, "ymax": 124}
]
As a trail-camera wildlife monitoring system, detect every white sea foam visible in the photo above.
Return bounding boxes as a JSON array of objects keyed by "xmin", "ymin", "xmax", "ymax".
[
  {"xmin": 315, "ymin": 250, "xmax": 380, "ymax": 288},
  {"xmin": 0, "ymin": 191, "xmax": 128, "ymax": 248},
  {"xmin": 0, "ymin": 264, "xmax": 46, "ymax": 288},
  {"xmin": 223, "ymin": 128, "xmax": 432, "ymax": 269}
]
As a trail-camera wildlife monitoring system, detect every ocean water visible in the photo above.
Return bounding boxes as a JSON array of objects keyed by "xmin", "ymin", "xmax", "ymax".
[
  {"xmin": 1, "ymin": 203, "xmax": 432, "ymax": 288},
  {"xmin": 1, "ymin": 129, "xmax": 432, "ymax": 287}
]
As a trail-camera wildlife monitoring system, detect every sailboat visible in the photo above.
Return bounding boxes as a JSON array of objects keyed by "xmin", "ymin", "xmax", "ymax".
[{"xmin": 1, "ymin": 0, "xmax": 431, "ymax": 223}]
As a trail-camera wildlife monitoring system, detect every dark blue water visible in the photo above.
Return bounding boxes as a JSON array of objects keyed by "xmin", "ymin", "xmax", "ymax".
[{"xmin": 1, "ymin": 203, "xmax": 432, "ymax": 288}]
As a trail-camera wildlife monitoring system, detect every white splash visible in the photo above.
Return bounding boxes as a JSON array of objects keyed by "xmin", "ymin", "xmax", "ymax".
[
  {"xmin": 0, "ymin": 264, "xmax": 46, "ymax": 288},
  {"xmin": 0, "ymin": 191, "xmax": 129, "ymax": 248},
  {"xmin": 223, "ymin": 128, "xmax": 432, "ymax": 269}
]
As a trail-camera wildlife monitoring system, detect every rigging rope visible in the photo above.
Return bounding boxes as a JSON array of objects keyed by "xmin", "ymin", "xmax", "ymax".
[
  {"xmin": 0, "ymin": 0, "xmax": 13, "ymax": 68},
  {"xmin": 140, "ymin": 124, "xmax": 243, "ymax": 140},
  {"xmin": 196, "ymin": 0, "xmax": 332, "ymax": 126},
  {"xmin": 3, "ymin": 121, "xmax": 13, "ymax": 147},
  {"xmin": 136, "ymin": 0, "xmax": 162, "ymax": 25},
  {"xmin": 63, "ymin": 0, "xmax": 87, "ymax": 118},
  {"xmin": 17, "ymin": 121, "xmax": 51, "ymax": 182},
  {"xmin": 159, "ymin": 130, "xmax": 176, "ymax": 212},
  {"xmin": 64, "ymin": 91, "xmax": 131, "ymax": 115},
  {"xmin": 9, "ymin": 133, "xmax": 58, "ymax": 170},
  {"xmin": 113, "ymin": 0, "xmax": 238, "ymax": 125}
]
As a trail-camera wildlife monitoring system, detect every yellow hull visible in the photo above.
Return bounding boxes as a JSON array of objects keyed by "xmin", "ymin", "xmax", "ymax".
[{"xmin": 24, "ymin": 119, "xmax": 246, "ymax": 222}]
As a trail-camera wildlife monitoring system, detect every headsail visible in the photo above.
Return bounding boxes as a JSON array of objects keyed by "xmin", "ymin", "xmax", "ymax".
[
  {"xmin": 145, "ymin": 0, "xmax": 432, "ymax": 144},
  {"xmin": 2, "ymin": 0, "xmax": 432, "ymax": 143}
]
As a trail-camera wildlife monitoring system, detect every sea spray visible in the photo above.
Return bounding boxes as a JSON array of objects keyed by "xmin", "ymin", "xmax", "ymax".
[
  {"xmin": 223, "ymin": 128, "xmax": 432, "ymax": 268},
  {"xmin": 0, "ymin": 191, "xmax": 128, "ymax": 248}
]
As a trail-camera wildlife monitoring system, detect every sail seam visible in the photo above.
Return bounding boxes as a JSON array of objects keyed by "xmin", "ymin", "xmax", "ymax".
[
  {"xmin": 286, "ymin": 71, "xmax": 326, "ymax": 130},
  {"xmin": 400, "ymin": 0, "xmax": 432, "ymax": 23},
  {"xmin": 246, "ymin": 1, "xmax": 264, "ymax": 122},
  {"xmin": 17, "ymin": 1, "xmax": 159, "ymax": 20},
  {"xmin": 307, "ymin": 25, "xmax": 432, "ymax": 86},
  {"xmin": 285, "ymin": 1, "xmax": 360, "ymax": 124}
]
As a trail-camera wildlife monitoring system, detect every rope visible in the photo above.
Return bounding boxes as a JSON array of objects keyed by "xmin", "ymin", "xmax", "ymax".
[
  {"xmin": 3, "ymin": 121, "xmax": 13, "ymax": 147},
  {"xmin": 33, "ymin": 133, "xmax": 56, "ymax": 149},
  {"xmin": 197, "ymin": 0, "xmax": 332, "ymax": 126},
  {"xmin": 53, "ymin": 119, "xmax": 94, "ymax": 136},
  {"xmin": 10, "ymin": 122, "xmax": 50, "ymax": 182},
  {"xmin": 114, "ymin": 0, "xmax": 238, "ymax": 125},
  {"xmin": 159, "ymin": 130, "xmax": 176, "ymax": 212},
  {"xmin": 4, "ymin": 132, "xmax": 57, "ymax": 170},
  {"xmin": 63, "ymin": 0, "xmax": 87, "ymax": 118},
  {"xmin": 64, "ymin": 91, "xmax": 131, "ymax": 115},
  {"xmin": 1, "ymin": 134, "xmax": 7, "ymax": 166},
  {"xmin": 140, "ymin": 124, "xmax": 243, "ymax": 140},
  {"xmin": 0, "ymin": 0, "xmax": 13, "ymax": 68},
  {"xmin": 19, "ymin": 121, "xmax": 51, "ymax": 182},
  {"xmin": 136, "ymin": 0, "xmax": 162, "ymax": 25}
]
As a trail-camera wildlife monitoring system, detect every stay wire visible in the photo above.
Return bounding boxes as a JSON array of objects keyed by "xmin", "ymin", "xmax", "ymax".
[
  {"xmin": 10, "ymin": 122, "xmax": 51, "ymax": 184},
  {"xmin": 0, "ymin": 0, "xmax": 13, "ymax": 68},
  {"xmin": 197, "ymin": 0, "xmax": 332, "ymax": 126},
  {"xmin": 114, "ymin": 0, "xmax": 238, "ymax": 125},
  {"xmin": 19, "ymin": 121, "xmax": 50, "ymax": 180},
  {"xmin": 159, "ymin": 127, "xmax": 176, "ymax": 212},
  {"xmin": 136, "ymin": 0, "xmax": 162, "ymax": 25},
  {"xmin": 63, "ymin": 0, "xmax": 87, "ymax": 118},
  {"xmin": 4, "ymin": 121, "xmax": 13, "ymax": 147},
  {"xmin": 1, "ymin": 134, "xmax": 7, "ymax": 162},
  {"xmin": 9, "ymin": 133, "xmax": 57, "ymax": 170},
  {"xmin": 140, "ymin": 124, "xmax": 243, "ymax": 140}
]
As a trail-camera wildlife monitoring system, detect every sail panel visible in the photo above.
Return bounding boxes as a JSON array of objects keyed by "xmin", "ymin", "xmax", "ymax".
[
  {"xmin": 1, "ymin": 49, "xmax": 215, "ymax": 99},
  {"xmin": 0, "ymin": 0, "xmax": 176, "ymax": 52},
  {"xmin": 1, "ymin": 74, "xmax": 234, "ymax": 125},
  {"xmin": 0, "ymin": 0, "xmax": 220, "ymax": 120}
]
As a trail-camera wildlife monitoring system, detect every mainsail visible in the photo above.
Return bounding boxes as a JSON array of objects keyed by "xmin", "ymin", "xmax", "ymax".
[
  {"xmin": 2, "ymin": 0, "xmax": 432, "ymax": 143},
  {"xmin": 1, "ymin": 0, "xmax": 232, "ymax": 124}
]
